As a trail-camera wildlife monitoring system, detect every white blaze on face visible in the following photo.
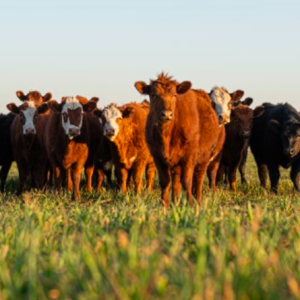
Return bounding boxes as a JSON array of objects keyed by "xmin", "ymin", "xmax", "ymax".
[
  {"xmin": 22, "ymin": 101, "xmax": 38, "ymax": 135},
  {"xmin": 210, "ymin": 87, "xmax": 232, "ymax": 124},
  {"xmin": 102, "ymin": 105, "xmax": 122, "ymax": 141},
  {"xmin": 61, "ymin": 96, "xmax": 83, "ymax": 139}
]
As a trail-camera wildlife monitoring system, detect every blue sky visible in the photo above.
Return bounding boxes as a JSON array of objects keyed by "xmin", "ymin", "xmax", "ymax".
[{"xmin": 1, "ymin": 0, "xmax": 299, "ymax": 112}]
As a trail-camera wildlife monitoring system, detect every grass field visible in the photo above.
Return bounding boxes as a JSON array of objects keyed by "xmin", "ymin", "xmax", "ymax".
[{"xmin": 1, "ymin": 155, "xmax": 300, "ymax": 300}]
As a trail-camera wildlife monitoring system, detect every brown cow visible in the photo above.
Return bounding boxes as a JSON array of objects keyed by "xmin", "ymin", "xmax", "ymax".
[
  {"xmin": 135, "ymin": 73, "xmax": 220, "ymax": 206},
  {"xmin": 217, "ymin": 104, "xmax": 264, "ymax": 190},
  {"xmin": 94, "ymin": 101, "xmax": 156, "ymax": 193},
  {"xmin": 7, "ymin": 101, "xmax": 49, "ymax": 194},
  {"xmin": 206, "ymin": 87, "xmax": 245, "ymax": 188},
  {"xmin": 46, "ymin": 96, "xmax": 99, "ymax": 200}
]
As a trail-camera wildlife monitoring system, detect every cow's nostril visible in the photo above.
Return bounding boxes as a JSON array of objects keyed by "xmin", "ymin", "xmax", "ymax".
[{"xmin": 161, "ymin": 110, "xmax": 173, "ymax": 120}]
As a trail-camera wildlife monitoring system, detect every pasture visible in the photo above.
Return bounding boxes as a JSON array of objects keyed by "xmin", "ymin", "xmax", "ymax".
[{"xmin": 1, "ymin": 155, "xmax": 300, "ymax": 300}]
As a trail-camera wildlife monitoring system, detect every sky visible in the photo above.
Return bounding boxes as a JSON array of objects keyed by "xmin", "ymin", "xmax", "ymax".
[{"xmin": 0, "ymin": 0, "xmax": 299, "ymax": 112}]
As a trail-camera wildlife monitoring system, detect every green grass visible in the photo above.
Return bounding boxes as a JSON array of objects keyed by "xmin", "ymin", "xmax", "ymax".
[{"xmin": 1, "ymin": 156, "xmax": 300, "ymax": 300}]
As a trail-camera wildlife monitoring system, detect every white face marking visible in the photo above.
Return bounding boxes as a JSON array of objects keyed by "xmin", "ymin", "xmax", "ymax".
[
  {"xmin": 61, "ymin": 97, "xmax": 83, "ymax": 138},
  {"xmin": 210, "ymin": 87, "xmax": 232, "ymax": 124},
  {"xmin": 102, "ymin": 105, "xmax": 122, "ymax": 141},
  {"xmin": 22, "ymin": 101, "xmax": 37, "ymax": 135}
]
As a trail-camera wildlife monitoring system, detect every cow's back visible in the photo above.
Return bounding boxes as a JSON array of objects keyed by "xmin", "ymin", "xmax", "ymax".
[{"xmin": 251, "ymin": 103, "xmax": 300, "ymax": 166}]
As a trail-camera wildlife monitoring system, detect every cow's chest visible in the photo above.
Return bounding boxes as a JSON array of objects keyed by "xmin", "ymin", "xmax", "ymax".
[{"xmin": 62, "ymin": 142, "xmax": 89, "ymax": 169}]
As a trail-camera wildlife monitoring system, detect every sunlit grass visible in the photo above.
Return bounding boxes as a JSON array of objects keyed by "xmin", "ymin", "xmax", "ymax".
[{"xmin": 0, "ymin": 155, "xmax": 300, "ymax": 300}]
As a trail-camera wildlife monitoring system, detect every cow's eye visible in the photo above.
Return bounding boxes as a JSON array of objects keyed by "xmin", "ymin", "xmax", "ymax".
[{"xmin": 62, "ymin": 112, "xmax": 68, "ymax": 121}]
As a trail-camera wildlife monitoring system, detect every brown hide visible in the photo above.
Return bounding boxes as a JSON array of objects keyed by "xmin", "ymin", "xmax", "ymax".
[
  {"xmin": 45, "ymin": 98, "xmax": 100, "ymax": 200},
  {"xmin": 136, "ymin": 74, "xmax": 219, "ymax": 206},
  {"xmin": 106, "ymin": 102, "xmax": 155, "ymax": 193}
]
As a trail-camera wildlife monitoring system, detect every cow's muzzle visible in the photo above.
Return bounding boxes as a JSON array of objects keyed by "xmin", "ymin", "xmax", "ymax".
[
  {"xmin": 69, "ymin": 127, "xmax": 81, "ymax": 139},
  {"xmin": 160, "ymin": 110, "xmax": 173, "ymax": 122}
]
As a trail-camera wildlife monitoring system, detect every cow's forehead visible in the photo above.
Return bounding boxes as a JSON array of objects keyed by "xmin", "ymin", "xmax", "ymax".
[
  {"xmin": 211, "ymin": 87, "xmax": 231, "ymax": 103},
  {"xmin": 62, "ymin": 97, "xmax": 82, "ymax": 112},
  {"xmin": 20, "ymin": 101, "xmax": 37, "ymax": 112},
  {"xmin": 103, "ymin": 106, "xmax": 122, "ymax": 120}
]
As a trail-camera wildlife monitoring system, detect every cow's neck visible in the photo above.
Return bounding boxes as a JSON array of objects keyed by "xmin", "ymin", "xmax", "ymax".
[
  {"xmin": 23, "ymin": 135, "xmax": 36, "ymax": 150},
  {"xmin": 156, "ymin": 120, "xmax": 176, "ymax": 162}
]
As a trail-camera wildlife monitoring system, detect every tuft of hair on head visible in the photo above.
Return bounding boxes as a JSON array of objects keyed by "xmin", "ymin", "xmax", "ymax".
[{"xmin": 151, "ymin": 72, "xmax": 176, "ymax": 85}]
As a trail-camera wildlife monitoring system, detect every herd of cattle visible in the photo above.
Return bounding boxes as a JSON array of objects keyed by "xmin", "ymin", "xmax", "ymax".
[{"xmin": 0, "ymin": 73, "xmax": 300, "ymax": 206}]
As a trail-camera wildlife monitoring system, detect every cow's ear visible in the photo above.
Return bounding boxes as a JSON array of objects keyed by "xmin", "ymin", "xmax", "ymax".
[
  {"xmin": 48, "ymin": 100, "xmax": 63, "ymax": 112},
  {"xmin": 253, "ymin": 106, "xmax": 264, "ymax": 118},
  {"xmin": 7, "ymin": 103, "xmax": 20, "ymax": 114},
  {"xmin": 43, "ymin": 93, "xmax": 52, "ymax": 102},
  {"xmin": 269, "ymin": 119, "xmax": 281, "ymax": 133},
  {"xmin": 177, "ymin": 81, "xmax": 192, "ymax": 94},
  {"xmin": 242, "ymin": 97, "xmax": 253, "ymax": 106},
  {"xmin": 135, "ymin": 81, "xmax": 151, "ymax": 95},
  {"xmin": 230, "ymin": 90, "xmax": 244, "ymax": 102},
  {"xmin": 121, "ymin": 106, "xmax": 135, "ymax": 118},
  {"xmin": 37, "ymin": 103, "xmax": 49, "ymax": 114},
  {"xmin": 90, "ymin": 97, "xmax": 99, "ymax": 103},
  {"xmin": 142, "ymin": 99, "xmax": 149, "ymax": 105},
  {"xmin": 83, "ymin": 101, "xmax": 97, "ymax": 113},
  {"xmin": 76, "ymin": 95, "xmax": 89, "ymax": 104},
  {"xmin": 16, "ymin": 91, "xmax": 27, "ymax": 101},
  {"xmin": 94, "ymin": 109, "xmax": 103, "ymax": 118}
]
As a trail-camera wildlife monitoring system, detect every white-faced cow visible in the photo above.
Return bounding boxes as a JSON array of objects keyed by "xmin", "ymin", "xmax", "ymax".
[
  {"xmin": 206, "ymin": 87, "xmax": 245, "ymax": 189},
  {"xmin": 94, "ymin": 101, "xmax": 156, "ymax": 193},
  {"xmin": 46, "ymin": 96, "xmax": 99, "ymax": 200},
  {"xmin": 7, "ymin": 101, "xmax": 49, "ymax": 194}
]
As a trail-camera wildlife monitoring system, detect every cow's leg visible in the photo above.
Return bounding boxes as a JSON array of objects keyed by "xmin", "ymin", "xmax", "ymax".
[
  {"xmin": 216, "ymin": 163, "xmax": 224, "ymax": 186},
  {"xmin": 172, "ymin": 165, "xmax": 182, "ymax": 203},
  {"xmin": 16, "ymin": 160, "xmax": 28, "ymax": 196},
  {"xmin": 291, "ymin": 163, "xmax": 300, "ymax": 192},
  {"xmin": 30, "ymin": 167, "xmax": 36, "ymax": 189},
  {"xmin": 0, "ymin": 161, "xmax": 12, "ymax": 193},
  {"xmin": 85, "ymin": 165, "xmax": 94, "ymax": 193},
  {"xmin": 146, "ymin": 162, "xmax": 156, "ymax": 191},
  {"xmin": 228, "ymin": 159, "xmax": 241, "ymax": 191},
  {"xmin": 253, "ymin": 155, "xmax": 268, "ymax": 188},
  {"xmin": 34, "ymin": 157, "xmax": 47, "ymax": 190},
  {"xmin": 268, "ymin": 164, "xmax": 280, "ymax": 194},
  {"xmin": 133, "ymin": 162, "xmax": 146, "ymax": 194},
  {"xmin": 119, "ymin": 168, "xmax": 128, "ymax": 193},
  {"xmin": 194, "ymin": 163, "xmax": 209, "ymax": 204},
  {"xmin": 71, "ymin": 164, "xmax": 84, "ymax": 201},
  {"xmin": 207, "ymin": 153, "xmax": 222, "ymax": 190},
  {"xmin": 55, "ymin": 167, "xmax": 62, "ymax": 192},
  {"xmin": 155, "ymin": 161, "xmax": 171, "ymax": 207},
  {"xmin": 182, "ymin": 163, "xmax": 195, "ymax": 205},
  {"xmin": 239, "ymin": 148, "xmax": 248, "ymax": 184},
  {"xmin": 257, "ymin": 163, "xmax": 268, "ymax": 188},
  {"xmin": 126, "ymin": 169, "xmax": 133, "ymax": 190},
  {"xmin": 97, "ymin": 168, "xmax": 105, "ymax": 192},
  {"xmin": 67, "ymin": 169, "xmax": 73, "ymax": 192},
  {"xmin": 224, "ymin": 167, "xmax": 229, "ymax": 185}
]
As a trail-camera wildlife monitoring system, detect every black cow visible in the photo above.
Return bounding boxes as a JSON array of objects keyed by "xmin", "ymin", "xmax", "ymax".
[
  {"xmin": 217, "ymin": 105, "xmax": 264, "ymax": 190},
  {"xmin": 0, "ymin": 113, "xmax": 15, "ymax": 192},
  {"xmin": 250, "ymin": 103, "xmax": 300, "ymax": 193}
]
